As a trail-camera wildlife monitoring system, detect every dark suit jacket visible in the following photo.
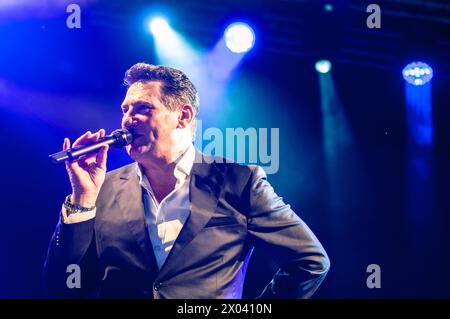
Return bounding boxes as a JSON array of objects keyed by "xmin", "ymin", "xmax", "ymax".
[{"xmin": 43, "ymin": 151, "xmax": 330, "ymax": 298}]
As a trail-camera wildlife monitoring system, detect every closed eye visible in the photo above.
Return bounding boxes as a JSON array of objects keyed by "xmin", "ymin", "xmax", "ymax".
[
  {"xmin": 120, "ymin": 103, "xmax": 154, "ymax": 115},
  {"xmin": 139, "ymin": 105, "xmax": 152, "ymax": 113},
  {"xmin": 135, "ymin": 103, "xmax": 155, "ymax": 114}
]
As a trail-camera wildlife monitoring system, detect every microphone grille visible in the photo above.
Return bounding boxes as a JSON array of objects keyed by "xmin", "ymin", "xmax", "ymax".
[{"xmin": 111, "ymin": 129, "xmax": 134, "ymax": 147}]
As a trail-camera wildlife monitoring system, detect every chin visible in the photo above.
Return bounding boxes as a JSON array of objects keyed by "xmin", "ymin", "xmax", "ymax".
[{"xmin": 127, "ymin": 144, "xmax": 153, "ymax": 161}]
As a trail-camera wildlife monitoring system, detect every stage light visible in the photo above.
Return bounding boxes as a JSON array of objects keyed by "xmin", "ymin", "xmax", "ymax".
[
  {"xmin": 315, "ymin": 60, "xmax": 332, "ymax": 74},
  {"xmin": 402, "ymin": 62, "xmax": 433, "ymax": 86},
  {"xmin": 148, "ymin": 14, "xmax": 201, "ymax": 88},
  {"xmin": 324, "ymin": 4, "xmax": 334, "ymax": 12},
  {"xmin": 224, "ymin": 22, "xmax": 255, "ymax": 53},
  {"xmin": 150, "ymin": 17, "xmax": 170, "ymax": 36}
]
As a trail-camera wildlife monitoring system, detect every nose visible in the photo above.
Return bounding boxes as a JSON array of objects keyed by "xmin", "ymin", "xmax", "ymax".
[{"xmin": 122, "ymin": 113, "xmax": 138, "ymax": 129}]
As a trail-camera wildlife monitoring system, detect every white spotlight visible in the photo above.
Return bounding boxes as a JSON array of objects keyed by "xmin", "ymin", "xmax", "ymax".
[
  {"xmin": 224, "ymin": 22, "xmax": 255, "ymax": 53},
  {"xmin": 315, "ymin": 60, "xmax": 332, "ymax": 74},
  {"xmin": 150, "ymin": 17, "xmax": 170, "ymax": 36}
]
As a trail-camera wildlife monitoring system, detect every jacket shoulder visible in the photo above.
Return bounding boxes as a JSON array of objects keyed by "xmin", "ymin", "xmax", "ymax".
[
  {"xmin": 208, "ymin": 155, "xmax": 265, "ymax": 181},
  {"xmin": 203, "ymin": 154, "xmax": 267, "ymax": 196},
  {"xmin": 105, "ymin": 163, "xmax": 136, "ymax": 180}
]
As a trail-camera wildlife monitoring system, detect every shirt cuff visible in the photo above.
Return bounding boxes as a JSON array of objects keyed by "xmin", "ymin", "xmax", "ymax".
[{"xmin": 61, "ymin": 204, "xmax": 96, "ymax": 224}]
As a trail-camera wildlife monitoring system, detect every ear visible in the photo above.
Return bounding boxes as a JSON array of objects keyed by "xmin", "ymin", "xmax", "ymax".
[{"xmin": 177, "ymin": 104, "xmax": 194, "ymax": 129}]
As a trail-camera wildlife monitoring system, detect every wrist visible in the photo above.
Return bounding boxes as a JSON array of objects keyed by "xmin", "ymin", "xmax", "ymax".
[
  {"xmin": 64, "ymin": 195, "xmax": 96, "ymax": 216},
  {"xmin": 70, "ymin": 193, "xmax": 97, "ymax": 208}
]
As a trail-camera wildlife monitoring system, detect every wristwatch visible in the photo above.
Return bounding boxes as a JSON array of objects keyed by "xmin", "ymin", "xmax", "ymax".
[{"xmin": 63, "ymin": 195, "xmax": 96, "ymax": 215}]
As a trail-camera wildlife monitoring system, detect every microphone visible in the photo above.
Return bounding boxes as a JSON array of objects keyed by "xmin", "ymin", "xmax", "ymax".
[{"xmin": 49, "ymin": 129, "xmax": 134, "ymax": 164}]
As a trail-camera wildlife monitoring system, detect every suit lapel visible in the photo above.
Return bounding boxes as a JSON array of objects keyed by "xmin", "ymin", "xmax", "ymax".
[
  {"xmin": 115, "ymin": 165, "xmax": 158, "ymax": 270},
  {"xmin": 157, "ymin": 151, "xmax": 227, "ymax": 279}
]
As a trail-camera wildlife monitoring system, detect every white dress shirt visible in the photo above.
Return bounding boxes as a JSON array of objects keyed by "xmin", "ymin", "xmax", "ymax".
[
  {"xmin": 136, "ymin": 144, "xmax": 194, "ymax": 269},
  {"xmin": 61, "ymin": 144, "xmax": 195, "ymax": 270}
]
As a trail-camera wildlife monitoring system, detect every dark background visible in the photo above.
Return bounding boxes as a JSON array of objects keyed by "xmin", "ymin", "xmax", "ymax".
[{"xmin": 0, "ymin": 0, "xmax": 449, "ymax": 298}]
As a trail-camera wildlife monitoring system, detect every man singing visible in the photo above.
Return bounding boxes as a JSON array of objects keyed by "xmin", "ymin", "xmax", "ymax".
[{"xmin": 44, "ymin": 63, "xmax": 330, "ymax": 298}]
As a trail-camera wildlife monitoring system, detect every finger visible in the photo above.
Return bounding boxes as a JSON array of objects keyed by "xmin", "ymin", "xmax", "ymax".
[
  {"xmin": 66, "ymin": 154, "xmax": 82, "ymax": 175},
  {"xmin": 93, "ymin": 130, "xmax": 102, "ymax": 141},
  {"xmin": 76, "ymin": 158, "xmax": 91, "ymax": 171},
  {"xmin": 79, "ymin": 130, "xmax": 103, "ymax": 165},
  {"xmin": 85, "ymin": 129, "xmax": 104, "ymax": 144},
  {"xmin": 63, "ymin": 138, "xmax": 70, "ymax": 151},
  {"xmin": 78, "ymin": 153, "xmax": 97, "ymax": 166},
  {"xmin": 73, "ymin": 132, "xmax": 103, "ymax": 148},
  {"xmin": 65, "ymin": 134, "xmax": 92, "ymax": 169},
  {"xmin": 70, "ymin": 130, "xmax": 106, "ymax": 168},
  {"xmin": 96, "ymin": 144, "xmax": 109, "ymax": 171},
  {"xmin": 66, "ymin": 159, "xmax": 82, "ymax": 175},
  {"xmin": 72, "ymin": 131, "xmax": 93, "ymax": 148}
]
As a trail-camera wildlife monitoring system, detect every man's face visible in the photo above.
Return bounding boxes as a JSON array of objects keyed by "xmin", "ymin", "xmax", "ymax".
[{"xmin": 121, "ymin": 81, "xmax": 180, "ymax": 162}]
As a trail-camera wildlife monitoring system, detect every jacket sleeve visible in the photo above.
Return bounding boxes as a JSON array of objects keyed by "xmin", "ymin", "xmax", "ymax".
[
  {"xmin": 42, "ymin": 214, "xmax": 100, "ymax": 298},
  {"xmin": 246, "ymin": 166, "xmax": 330, "ymax": 299}
]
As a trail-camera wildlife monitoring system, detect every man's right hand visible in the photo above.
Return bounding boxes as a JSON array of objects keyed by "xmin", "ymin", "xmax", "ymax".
[{"xmin": 64, "ymin": 129, "xmax": 109, "ymax": 207}]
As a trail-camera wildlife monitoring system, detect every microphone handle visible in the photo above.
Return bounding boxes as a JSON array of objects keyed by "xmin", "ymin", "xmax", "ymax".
[
  {"xmin": 49, "ymin": 136, "xmax": 116, "ymax": 164},
  {"xmin": 49, "ymin": 129, "xmax": 133, "ymax": 164}
]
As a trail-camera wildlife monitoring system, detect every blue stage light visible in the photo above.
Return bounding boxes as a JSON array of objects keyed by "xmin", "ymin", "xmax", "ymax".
[
  {"xmin": 315, "ymin": 60, "xmax": 332, "ymax": 74},
  {"xmin": 150, "ymin": 17, "xmax": 170, "ymax": 36},
  {"xmin": 324, "ymin": 4, "xmax": 334, "ymax": 12},
  {"xmin": 224, "ymin": 22, "xmax": 255, "ymax": 53},
  {"xmin": 402, "ymin": 62, "xmax": 433, "ymax": 86}
]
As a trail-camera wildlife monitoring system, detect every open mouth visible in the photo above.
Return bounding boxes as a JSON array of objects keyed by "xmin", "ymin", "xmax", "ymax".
[{"xmin": 128, "ymin": 129, "xmax": 144, "ymax": 140}]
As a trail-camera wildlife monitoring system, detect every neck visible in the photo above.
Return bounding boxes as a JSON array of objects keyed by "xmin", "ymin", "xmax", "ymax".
[{"xmin": 139, "ymin": 142, "xmax": 191, "ymax": 184}]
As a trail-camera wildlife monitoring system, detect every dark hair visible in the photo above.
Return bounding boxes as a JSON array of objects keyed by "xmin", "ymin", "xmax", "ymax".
[{"xmin": 123, "ymin": 63, "xmax": 199, "ymax": 119}]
